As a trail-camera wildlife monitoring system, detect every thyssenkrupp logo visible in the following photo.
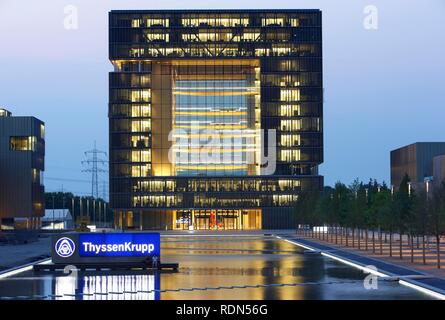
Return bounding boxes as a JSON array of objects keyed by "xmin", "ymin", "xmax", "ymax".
[{"xmin": 55, "ymin": 237, "xmax": 76, "ymax": 258}]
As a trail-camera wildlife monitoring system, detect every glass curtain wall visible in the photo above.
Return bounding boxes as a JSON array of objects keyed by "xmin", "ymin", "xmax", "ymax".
[{"xmin": 171, "ymin": 60, "xmax": 261, "ymax": 177}]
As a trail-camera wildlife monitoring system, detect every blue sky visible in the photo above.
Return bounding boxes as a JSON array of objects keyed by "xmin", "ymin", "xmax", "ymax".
[{"xmin": 0, "ymin": 0, "xmax": 444, "ymax": 198}]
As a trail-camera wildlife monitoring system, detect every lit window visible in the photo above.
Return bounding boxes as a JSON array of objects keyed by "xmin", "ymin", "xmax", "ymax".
[
  {"xmin": 40, "ymin": 124, "xmax": 45, "ymax": 139},
  {"xmin": 131, "ymin": 19, "xmax": 140, "ymax": 28},
  {"xmin": 10, "ymin": 136, "xmax": 36, "ymax": 151},
  {"xmin": 289, "ymin": 18, "xmax": 300, "ymax": 27},
  {"xmin": 280, "ymin": 89, "xmax": 300, "ymax": 102},
  {"xmin": 131, "ymin": 105, "xmax": 151, "ymax": 117},
  {"xmin": 280, "ymin": 119, "xmax": 301, "ymax": 131},
  {"xmin": 262, "ymin": 18, "xmax": 285, "ymax": 26},
  {"xmin": 280, "ymin": 149, "xmax": 300, "ymax": 161},
  {"xmin": 280, "ymin": 105, "xmax": 300, "ymax": 116},
  {"xmin": 32, "ymin": 169, "xmax": 40, "ymax": 183},
  {"xmin": 131, "ymin": 150, "xmax": 151, "ymax": 162},
  {"xmin": 131, "ymin": 164, "xmax": 150, "ymax": 177},
  {"xmin": 131, "ymin": 120, "xmax": 151, "ymax": 132},
  {"xmin": 145, "ymin": 18, "xmax": 169, "ymax": 27},
  {"xmin": 280, "ymin": 134, "xmax": 300, "ymax": 147},
  {"xmin": 131, "ymin": 90, "xmax": 151, "ymax": 102}
]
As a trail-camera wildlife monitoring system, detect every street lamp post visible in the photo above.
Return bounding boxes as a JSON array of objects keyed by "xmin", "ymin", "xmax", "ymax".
[
  {"xmin": 87, "ymin": 199, "xmax": 90, "ymax": 224},
  {"xmin": 71, "ymin": 198, "xmax": 75, "ymax": 228},
  {"xmin": 423, "ymin": 180, "xmax": 430, "ymax": 264},
  {"xmin": 52, "ymin": 195, "xmax": 55, "ymax": 230}
]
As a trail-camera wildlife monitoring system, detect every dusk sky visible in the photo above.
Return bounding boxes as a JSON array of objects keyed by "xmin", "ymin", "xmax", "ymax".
[{"xmin": 0, "ymin": 0, "xmax": 444, "ymax": 198}]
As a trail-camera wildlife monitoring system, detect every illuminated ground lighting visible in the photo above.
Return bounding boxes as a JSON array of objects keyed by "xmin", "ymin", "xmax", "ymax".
[
  {"xmin": 277, "ymin": 236, "xmax": 315, "ymax": 251},
  {"xmin": 399, "ymin": 280, "xmax": 445, "ymax": 300},
  {"xmin": 162, "ymin": 234, "xmax": 267, "ymax": 237},
  {"xmin": 0, "ymin": 258, "xmax": 51, "ymax": 280},
  {"xmin": 277, "ymin": 236, "xmax": 387, "ymax": 277},
  {"xmin": 276, "ymin": 236, "xmax": 445, "ymax": 300},
  {"xmin": 319, "ymin": 251, "xmax": 388, "ymax": 278}
]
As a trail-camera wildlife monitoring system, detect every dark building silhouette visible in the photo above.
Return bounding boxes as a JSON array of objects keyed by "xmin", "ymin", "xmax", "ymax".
[
  {"xmin": 391, "ymin": 142, "xmax": 445, "ymax": 190},
  {"xmin": 0, "ymin": 108, "xmax": 45, "ymax": 229},
  {"xmin": 108, "ymin": 10, "xmax": 323, "ymax": 230}
]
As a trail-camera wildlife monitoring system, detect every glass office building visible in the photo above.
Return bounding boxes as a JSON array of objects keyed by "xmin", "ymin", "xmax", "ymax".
[{"xmin": 109, "ymin": 10, "xmax": 323, "ymax": 230}]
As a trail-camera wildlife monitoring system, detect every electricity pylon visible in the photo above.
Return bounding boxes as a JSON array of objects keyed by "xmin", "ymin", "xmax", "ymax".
[{"xmin": 81, "ymin": 141, "xmax": 108, "ymax": 198}]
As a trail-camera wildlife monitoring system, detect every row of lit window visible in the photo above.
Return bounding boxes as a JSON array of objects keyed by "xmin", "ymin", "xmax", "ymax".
[
  {"xmin": 280, "ymin": 134, "xmax": 300, "ymax": 147},
  {"xmin": 112, "ymin": 118, "xmax": 318, "ymax": 134},
  {"xmin": 190, "ymin": 32, "xmax": 290, "ymax": 42},
  {"xmin": 130, "ymin": 17, "xmax": 301, "ymax": 28},
  {"xmin": 131, "ymin": 120, "xmax": 151, "ymax": 132},
  {"xmin": 132, "ymin": 18, "xmax": 170, "ymax": 28},
  {"xmin": 181, "ymin": 18, "xmax": 249, "ymax": 27},
  {"xmin": 131, "ymin": 164, "xmax": 151, "ymax": 177},
  {"xmin": 280, "ymin": 149, "xmax": 301, "ymax": 162},
  {"xmin": 126, "ymin": 47, "xmax": 315, "ymax": 58},
  {"xmin": 131, "ymin": 135, "xmax": 150, "ymax": 148},
  {"xmin": 110, "ymin": 105, "xmax": 151, "ymax": 118},
  {"xmin": 111, "ymin": 89, "xmax": 151, "ymax": 103},
  {"xmin": 194, "ymin": 196, "xmax": 261, "ymax": 207},
  {"xmin": 192, "ymin": 195, "xmax": 299, "ymax": 207},
  {"xmin": 111, "ymin": 119, "xmax": 151, "ymax": 132},
  {"xmin": 280, "ymin": 118, "xmax": 320, "ymax": 132},
  {"xmin": 280, "ymin": 105, "xmax": 300, "ymax": 116},
  {"xmin": 280, "ymin": 89, "xmax": 300, "ymax": 102},
  {"xmin": 113, "ymin": 150, "xmax": 151, "ymax": 163},
  {"xmin": 128, "ymin": 179, "xmax": 302, "ymax": 192},
  {"xmin": 133, "ymin": 195, "xmax": 181, "ymax": 207}
]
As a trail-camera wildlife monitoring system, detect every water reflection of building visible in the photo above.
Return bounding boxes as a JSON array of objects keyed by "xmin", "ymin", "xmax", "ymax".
[
  {"xmin": 55, "ymin": 273, "xmax": 159, "ymax": 300},
  {"xmin": 108, "ymin": 10, "xmax": 324, "ymax": 230}
]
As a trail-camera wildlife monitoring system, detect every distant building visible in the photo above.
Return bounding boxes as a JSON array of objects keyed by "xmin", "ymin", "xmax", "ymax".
[
  {"xmin": 0, "ymin": 108, "xmax": 45, "ymax": 229},
  {"xmin": 390, "ymin": 142, "xmax": 445, "ymax": 189},
  {"xmin": 42, "ymin": 209, "xmax": 73, "ymax": 230},
  {"xmin": 433, "ymin": 154, "xmax": 445, "ymax": 187}
]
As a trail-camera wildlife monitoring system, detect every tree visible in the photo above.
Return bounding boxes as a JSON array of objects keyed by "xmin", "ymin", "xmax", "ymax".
[
  {"xmin": 429, "ymin": 181, "xmax": 445, "ymax": 268},
  {"xmin": 295, "ymin": 190, "xmax": 321, "ymax": 237},
  {"xmin": 331, "ymin": 182, "xmax": 351, "ymax": 245},
  {"xmin": 366, "ymin": 181, "xmax": 388, "ymax": 253},
  {"xmin": 393, "ymin": 174, "xmax": 415, "ymax": 259},
  {"xmin": 372, "ymin": 187, "xmax": 392, "ymax": 255},
  {"xmin": 413, "ymin": 188, "xmax": 429, "ymax": 264},
  {"xmin": 45, "ymin": 192, "xmax": 112, "ymax": 226}
]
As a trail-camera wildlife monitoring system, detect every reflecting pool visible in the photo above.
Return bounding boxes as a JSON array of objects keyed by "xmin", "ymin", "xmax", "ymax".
[{"xmin": 0, "ymin": 235, "xmax": 433, "ymax": 300}]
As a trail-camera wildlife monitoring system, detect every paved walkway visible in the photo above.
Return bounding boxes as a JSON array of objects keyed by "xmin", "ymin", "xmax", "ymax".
[
  {"xmin": 295, "ymin": 231, "xmax": 445, "ymax": 277},
  {"xmin": 0, "ymin": 236, "xmax": 51, "ymax": 271},
  {"xmin": 279, "ymin": 233, "xmax": 445, "ymax": 298}
]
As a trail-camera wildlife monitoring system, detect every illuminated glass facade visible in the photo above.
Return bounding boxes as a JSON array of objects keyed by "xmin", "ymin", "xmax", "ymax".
[{"xmin": 109, "ymin": 10, "xmax": 323, "ymax": 230}]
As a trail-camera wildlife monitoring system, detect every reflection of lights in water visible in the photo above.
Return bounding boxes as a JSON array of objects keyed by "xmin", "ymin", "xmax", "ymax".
[
  {"xmin": 55, "ymin": 276, "xmax": 77, "ymax": 300},
  {"xmin": 55, "ymin": 274, "xmax": 156, "ymax": 300}
]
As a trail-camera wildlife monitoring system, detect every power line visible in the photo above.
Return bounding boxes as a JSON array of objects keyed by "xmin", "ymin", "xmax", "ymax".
[
  {"xmin": 45, "ymin": 177, "xmax": 91, "ymax": 183},
  {"xmin": 46, "ymin": 189, "xmax": 109, "ymax": 196},
  {"xmin": 45, "ymin": 177, "xmax": 109, "ymax": 184},
  {"xmin": 81, "ymin": 141, "xmax": 108, "ymax": 198}
]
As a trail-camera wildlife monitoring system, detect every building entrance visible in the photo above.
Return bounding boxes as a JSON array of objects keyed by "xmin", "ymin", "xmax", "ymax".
[{"xmin": 174, "ymin": 209, "xmax": 261, "ymax": 230}]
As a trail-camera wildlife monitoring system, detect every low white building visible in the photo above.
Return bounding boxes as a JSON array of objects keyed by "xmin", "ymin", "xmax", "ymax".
[{"xmin": 42, "ymin": 209, "xmax": 73, "ymax": 230}]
